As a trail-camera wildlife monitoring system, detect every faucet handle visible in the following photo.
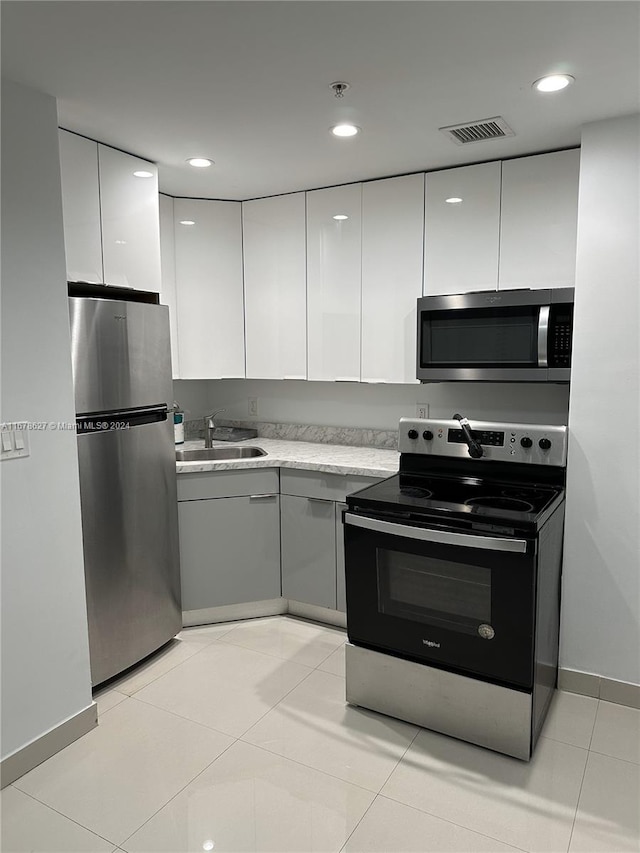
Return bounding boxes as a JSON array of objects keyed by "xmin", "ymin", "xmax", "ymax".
[{"xmin": 205, "ymin": 408, "xmax": 227, "ymax": 423}]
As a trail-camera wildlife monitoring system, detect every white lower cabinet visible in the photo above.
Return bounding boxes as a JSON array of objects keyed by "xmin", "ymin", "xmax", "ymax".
[
  {"xmin": 177, "ymin": 470, "xmax": 280, "ymax": 612},
  {"xmin": 280, "ymin": 495, "xmax": 337, "ymax": 609}
]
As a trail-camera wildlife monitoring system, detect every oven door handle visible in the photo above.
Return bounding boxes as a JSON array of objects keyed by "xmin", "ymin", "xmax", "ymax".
[{"xmin": 344, "ymin": 514, "xmax": 529, "ymax": 553}]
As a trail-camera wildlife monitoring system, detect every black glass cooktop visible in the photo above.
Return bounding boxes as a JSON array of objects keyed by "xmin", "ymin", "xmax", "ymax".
[{"xmin": 348, "ymin": 473, "xmax": 563, "ymax": 528}]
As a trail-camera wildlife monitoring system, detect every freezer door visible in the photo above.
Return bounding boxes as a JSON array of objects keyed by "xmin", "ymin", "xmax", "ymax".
[
  {"xmin": 70, "ymin": 296, "xmax": 172, "ymax": 415},
  {"xmin": 76, "ymin": 414, "xmax": 181, "ymax": 686}
]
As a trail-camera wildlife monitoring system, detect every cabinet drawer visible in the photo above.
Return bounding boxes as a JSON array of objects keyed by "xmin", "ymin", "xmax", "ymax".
[
  {"xmin": 177, "ymin": 468, "xmax": 279, "ymax": 501},
  {"xmin": 280, "ymin": 468, "xmax": 381, "ymax": 502}
]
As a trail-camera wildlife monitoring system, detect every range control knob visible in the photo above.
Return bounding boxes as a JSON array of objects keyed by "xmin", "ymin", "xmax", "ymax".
[
  {"xmin": 407, "ymin": 429, "xmax": 419, "ymax": 440},
  {"xmin": 520, "ymin": 437, "xmax": 533, "ymax": 448},
  {"xmin": 539, "ymin": 438, "xmax": 552, "ymax": 451},
  {"xmin": 423, "ymin": 430, "xmax": 434, "ymax": 441}
]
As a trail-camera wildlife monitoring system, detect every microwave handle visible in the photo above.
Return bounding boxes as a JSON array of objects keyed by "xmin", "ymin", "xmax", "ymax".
[
  {"xmin": 344, "ymin": 513, "xmax": 528, "ymax": 553},
  {"xmin": 537, "ymin": 305, "xmax": 550, "ymax": 368}
]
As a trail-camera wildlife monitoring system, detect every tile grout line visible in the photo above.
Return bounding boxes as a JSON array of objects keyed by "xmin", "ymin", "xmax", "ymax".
[
  {"xmin": 336, "ymin": 726, "xmax": 424, "ymax": 852},
  {"xmin": 8, "ymin": 784, "xmax": 120, "ymax": 849},
  {"xmin": 108, "ymin": 635, "xmax": 220, "ymax": 699},
  {"xmin": 380, "ymin": 789, "xmax": 533, "ymax": 853},
  {"xmin": 118, "ymin": 732, "xmax": 241, "ymax": 850},
  {"xmin": 565, "ymin": 745, "xmax": 591, "ymax": 853},
  {"xmin": 374, "ymin": 793, "xmax": 531, "ymax": 853}
]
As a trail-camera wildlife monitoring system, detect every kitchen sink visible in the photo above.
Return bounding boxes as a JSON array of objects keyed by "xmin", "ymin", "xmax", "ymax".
[{"xmin": 176, "ymin": 446, "xmax": 267, "ymax": 461}]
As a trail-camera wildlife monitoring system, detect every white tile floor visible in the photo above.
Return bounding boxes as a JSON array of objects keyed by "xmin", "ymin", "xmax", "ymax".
[{"xmin": 2, "ymin": 616, "xmax": 639, "ymax": 853}]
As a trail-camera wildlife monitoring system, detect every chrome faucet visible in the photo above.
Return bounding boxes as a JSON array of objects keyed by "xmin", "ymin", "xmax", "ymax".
[{"xmin": 204, "ymin": 408, "xmax": 227, "ymax": 448}]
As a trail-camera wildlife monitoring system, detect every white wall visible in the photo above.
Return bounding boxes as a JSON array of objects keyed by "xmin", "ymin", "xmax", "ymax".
[
  {"xmin": 561, "ymin": 114, "xmax": 640, "ymax": 686},
  {"xmin": 1, "ymin": 79, "xmax": 93, "ymax": 760},
  {"xmin": 176, "ymin": 378, "xmax": 570, "ymax": 429}
]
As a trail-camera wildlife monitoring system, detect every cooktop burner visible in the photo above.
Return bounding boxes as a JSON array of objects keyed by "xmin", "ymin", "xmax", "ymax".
[
  {"xmin": 347, "ymin": 472, "xmax": 563, "ymax": 528},
  {"xmin": 400, "ymin": 486, "xmax": 434, "ymax": 499},
  {"xmin": 465, "ymin": 495, "xmax": 535, "ymax": 513}
]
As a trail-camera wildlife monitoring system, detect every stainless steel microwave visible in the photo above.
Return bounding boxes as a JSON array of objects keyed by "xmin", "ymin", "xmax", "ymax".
[{"xmin": 417, "ymin": 288, "xmax": 574, "ymax": 383}]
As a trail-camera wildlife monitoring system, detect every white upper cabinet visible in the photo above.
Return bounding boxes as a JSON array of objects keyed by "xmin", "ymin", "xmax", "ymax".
[
  {"xmin": 159, "ymin": 194, "xmax": 180, "ymax": 379},
  {"xmin": 424, "ymin": 162, "xmax": 501, "ymax": 295},
  {"xmin": 361, "ymin": 174, "xmax": 424, "ymax": 383},
  {"xmin": 306, "ymin": 184, "xmax": 362, "ymax": 382},
  {"xmin": 174, "ymin": 198, "xmax": 245, "ymax": 380},
  {"xmin": 499, "ymin": 149, "xmax": 580, "ymax": 290},
  {"xmin": 98, "ymin": 144, "xmax": 161, "ymax": 291},
  {"xmin": 243, "ymin": 193, "xmax": 307, "ymax": 380},
  {"xmin": 58, "ymin": 130, "xmax": 103, "ymax": 283}
]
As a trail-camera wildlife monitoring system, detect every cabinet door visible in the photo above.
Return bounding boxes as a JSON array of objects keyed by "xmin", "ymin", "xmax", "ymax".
[
  {"xmin": 58, "ymin": 130, "xmax": 103, "ymax": 283},
  {"xmin": 159, "ymin": 194, "xmax": 180, "ymax": 378},
  {"xmin": 280, "ymin": 495, "xmax": 337, "ymax": 609},
  {"xmin": 243, "ymin": 193, "xmax": 307, "ymax": 380},
  {"xmin": 98, "ymin": 144, "xmax": 161, "ymax": 291},
  {"xmin": 424, "ymin": 162, "xmax": 501, "ymax": 295},
  {"xmin": 178, "ymin": 494, "xmax": 281, "ymax": 610},
  {"xmin": 335, "ymin": 502, "xmax": 348, "ymax": 613},
  {"xmin": 174, "ymin": 198, "xmax": 245, "ymax": 379},
  {"xmin": 499, "ymin": 149, "xmax": 580, "ymax": 290},
  {"xmin": 307, "ymin": 184, "xmax": 362, "ymax": 382},
  {"xmin": 361, "ymin": 174, "xmax": 424, "ymax": 383}
]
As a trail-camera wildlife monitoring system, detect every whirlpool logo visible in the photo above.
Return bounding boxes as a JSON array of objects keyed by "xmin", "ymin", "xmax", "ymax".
[
  {"xmin": 485, "ymin": 295, "xmax": 502, "ymax": 304},
  {"xmin": 422, "ymin": 639, "xmax": 441, "ymax": 649}
]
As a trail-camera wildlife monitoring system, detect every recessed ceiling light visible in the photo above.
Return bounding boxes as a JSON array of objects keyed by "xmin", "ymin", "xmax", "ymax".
[
  {"xmin": 133, "ymin": 170, "xmax": 153, "ymax": 178},
  {"xmin": 186, "ymin": 158, "xmax": 214, "ymax": 168},
  {"xmin": 333, "ymin": 214, "xmax": 349, "ymax": 220},
  {"xmin": 445, "ymin": 197, "xmax": 463, "ymax": 204},
  {"xmin": 179, "ymin": 220, "xmax": 196, "ymax": 226},
  {"xmin": 330, "ymin": 124, "xmax": 360, "ymax": 138},
  {"xmin": 533, "ymin": 74, "xmax": 574, "ymax": 93}
]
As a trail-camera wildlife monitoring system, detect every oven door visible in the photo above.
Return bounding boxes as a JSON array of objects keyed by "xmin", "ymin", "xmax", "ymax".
[{"xmin": 344, "ymin": 512, "xmax": 537, "ymax": 689}]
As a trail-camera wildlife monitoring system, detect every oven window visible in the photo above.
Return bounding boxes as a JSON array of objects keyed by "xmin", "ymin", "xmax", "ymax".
[
  {"xmin": 377, "ymin": 549, "xmax": 491, "ymax": 635},
  {"xmin": 422, "ymin": 306, "xmax": 538, "ymax": 367}
]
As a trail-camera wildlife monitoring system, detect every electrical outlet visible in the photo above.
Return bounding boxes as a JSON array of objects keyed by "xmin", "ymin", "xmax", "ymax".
[
  {"xmin": 248, "ymin": 397, "xmax": 258, "ymax": 417},
  {"xmin": 416, "ymin": 404, "xmax": 429, "ymax": 420}
]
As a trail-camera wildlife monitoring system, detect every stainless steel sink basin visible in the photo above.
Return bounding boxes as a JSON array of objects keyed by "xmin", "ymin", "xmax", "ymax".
[{"xmin": 176, "ymin": 446, "xmax": 267, "ymax": 461}]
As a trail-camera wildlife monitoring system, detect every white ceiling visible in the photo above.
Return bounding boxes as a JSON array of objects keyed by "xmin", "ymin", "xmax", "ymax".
[{"xmin": 2, "ymin": 1, "xmax": 639, "ymax": 200}]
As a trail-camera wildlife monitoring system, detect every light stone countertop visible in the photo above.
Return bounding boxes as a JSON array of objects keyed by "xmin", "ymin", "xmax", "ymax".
[{"xmin": 175, "ymin": 437, "xmax": 399, "ymax": 478}]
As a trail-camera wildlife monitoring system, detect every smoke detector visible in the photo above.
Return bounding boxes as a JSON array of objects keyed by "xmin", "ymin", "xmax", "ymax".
[{"xmin": 439, "ymin": 116, "xmax": 515, "ymax": 145}]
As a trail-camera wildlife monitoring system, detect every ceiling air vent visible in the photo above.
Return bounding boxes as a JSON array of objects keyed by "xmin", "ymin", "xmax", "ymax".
[{"xmin": 439, "ymin": 116, "xmax": 515, "ymax": 146}]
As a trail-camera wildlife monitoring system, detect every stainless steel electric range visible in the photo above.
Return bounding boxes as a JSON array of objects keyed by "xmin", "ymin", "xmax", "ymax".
[{"xmin": 344, "ymin": 416, "xmax": 567, "ymax": 760}]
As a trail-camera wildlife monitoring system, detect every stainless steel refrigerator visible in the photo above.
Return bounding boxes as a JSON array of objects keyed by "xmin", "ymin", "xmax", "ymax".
[{"xmin": 69, "ymin": 284, "xmax": 181, "ymax": 687}]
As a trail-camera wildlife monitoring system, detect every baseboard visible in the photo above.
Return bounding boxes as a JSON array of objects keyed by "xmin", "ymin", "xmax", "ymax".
[
  {"xmin": 1, "ymin": 702, "xmax": 97, "ymax": 788},
  {"xmin": 183, "ymin": 598, "xmax": 347, "ymax": 630},
  {"xmin": 559, "ymin": 668, "xmax": 640, "ymax": 709},
  {"xmin": 182, "ymin": 598, "xmax": 287, "ymax": 626},
  {"xmin": 287, "ymin": 600, "xmax": 347, "ymax": 629}
]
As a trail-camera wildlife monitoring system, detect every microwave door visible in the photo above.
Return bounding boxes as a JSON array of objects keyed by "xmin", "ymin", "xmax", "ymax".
[{"xmin": 417, "ymin": 304, "xmax": 547, "ymax": 382}]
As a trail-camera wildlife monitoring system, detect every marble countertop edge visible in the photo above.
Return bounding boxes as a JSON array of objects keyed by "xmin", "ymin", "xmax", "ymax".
[{"xmin": 175, "ymin": 437, "xmax": 399, "ymax": 478}]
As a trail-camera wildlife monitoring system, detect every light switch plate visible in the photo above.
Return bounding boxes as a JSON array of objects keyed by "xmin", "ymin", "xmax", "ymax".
[{"xmin": 1, "ymin": 428, "xmax": 30, "ymax": 460}]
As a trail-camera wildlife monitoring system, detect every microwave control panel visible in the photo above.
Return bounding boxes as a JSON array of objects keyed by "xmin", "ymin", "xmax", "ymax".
[
  {"xmin": 548, "ymin": 305, "xmax": 573, "ymax": 367},
  {"xmin": 399, "ymin": 418, "xmax": 568, "ymax": 466}
]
